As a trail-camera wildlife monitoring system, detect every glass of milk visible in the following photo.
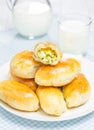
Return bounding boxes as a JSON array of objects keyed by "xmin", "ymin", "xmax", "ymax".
[
  {"xmin": 58, "ymin": 14, "xmax": 92, "ymax": 56},
  {"xmin": 6, "ymin": 0, "xmax": 52, "ymax": 39}
]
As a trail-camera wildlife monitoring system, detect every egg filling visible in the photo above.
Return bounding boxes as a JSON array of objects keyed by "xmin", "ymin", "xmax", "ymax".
[{"xmin": 37, "ymin": 48, "xmax": 57, "ymax": 64}]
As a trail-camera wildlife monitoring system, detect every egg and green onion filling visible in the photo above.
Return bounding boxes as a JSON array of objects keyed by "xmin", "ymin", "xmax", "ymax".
[{"xmin": 37, "ymin": 48, "xmax": 57, "ymax": 64}]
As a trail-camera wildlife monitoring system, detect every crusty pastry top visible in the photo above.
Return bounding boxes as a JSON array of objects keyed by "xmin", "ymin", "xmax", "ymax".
[
  {"xmin": 33, "ymin": 42, "xmax": 62, "ymax": 65},
  {"xmin": 10, "ymin": 50, "xmax": 41, "ymax": 79},
  {"xmin": 63, "ymin": 73, "xmax": 91, "ymax": 98},
  {"xmin": 0, "ymin": 80, "xmax": 39, "ymax": 111},
  {"xmin": 36, "ymin": 86, "xmax": 67, "ymax": 116},
  {"xmin": 0, "ymin": 80, "xmax": 37, "ymax": 101},
  {"xmin": 35, "ymin": 58, "xmax": 81, "ymax": 86},
  {"xmin": 10, "ymin": 72, "xmax": 38, "ymax": 92}
]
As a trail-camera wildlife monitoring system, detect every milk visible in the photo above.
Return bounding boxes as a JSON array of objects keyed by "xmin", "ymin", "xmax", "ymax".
[
  {"xmin": 13, "ymin": 1, "xmax": 52, "ymax": 38},
  {"xmin": 59, "ymin": 20, "xmax": 89, "ymax": 55}
]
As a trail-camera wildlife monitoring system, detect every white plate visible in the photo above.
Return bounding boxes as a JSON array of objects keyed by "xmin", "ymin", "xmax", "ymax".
[{"xmin": 0, "ymin": 54, "xmax": 94, "ymax": 121}]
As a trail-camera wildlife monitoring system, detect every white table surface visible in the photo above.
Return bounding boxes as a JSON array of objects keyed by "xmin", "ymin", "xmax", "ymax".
[{"xmin": 0, "ymin": 19, "xmax": 94, "ymax": 130}]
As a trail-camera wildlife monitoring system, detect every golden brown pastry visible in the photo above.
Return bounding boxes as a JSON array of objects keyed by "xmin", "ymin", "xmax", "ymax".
[
  {"xmin": 0, "ymin": 80, "xmax": 39, "ymax": 111},
  {"xmin": 36, "ymin": 86, "xmax": 67, "ymax": 116},
  {"xmin": 33, "ymin": 42, "xmax": 62, "ymax": 65},
  {"xmin": 10, "ymin": 50, "xmax": 41, "ymax": 79},
  {"xmin": 35, "ymin": 58, "xmax": 81, "ymax": 87},
  {"xmin": 63, "ymin": 73, "xmax": 91, "ymax": 108},
  {"xmin": 10, "ymin": 72, "xmax": 38, "ymax": 92}
]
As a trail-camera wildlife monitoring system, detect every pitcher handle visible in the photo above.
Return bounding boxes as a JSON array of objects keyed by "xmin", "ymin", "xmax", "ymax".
[{"xmin": 6, "ymin": 0, "xmax": 17, "ymax": 11}]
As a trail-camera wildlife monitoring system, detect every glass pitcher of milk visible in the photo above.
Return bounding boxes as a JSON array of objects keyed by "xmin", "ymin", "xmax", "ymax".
[{"xmin": 6, "ymin": 0, "xmax": 52, "ymax": 39}]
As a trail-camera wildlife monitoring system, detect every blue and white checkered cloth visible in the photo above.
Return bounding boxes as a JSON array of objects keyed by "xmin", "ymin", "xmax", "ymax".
[{"xmin": 0, "ymin": 106, "xmax": 94, "ymax": 130}]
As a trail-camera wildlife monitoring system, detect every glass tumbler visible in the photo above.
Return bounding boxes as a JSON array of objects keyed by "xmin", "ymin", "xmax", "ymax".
[{"xmin": 58, "ymin": 14, "xmax": 92, "ymax": 56}]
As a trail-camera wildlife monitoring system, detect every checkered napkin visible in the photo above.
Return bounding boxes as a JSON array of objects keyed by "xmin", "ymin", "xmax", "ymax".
[{"xmin": 0, "ymin": 107, "xmax": 94, "ymax": 130}]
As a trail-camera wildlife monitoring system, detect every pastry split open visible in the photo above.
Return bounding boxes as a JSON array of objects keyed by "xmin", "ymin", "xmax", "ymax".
[{"xmin": 33, "ymin": 42, "xmax": 62, "ymax": 65}]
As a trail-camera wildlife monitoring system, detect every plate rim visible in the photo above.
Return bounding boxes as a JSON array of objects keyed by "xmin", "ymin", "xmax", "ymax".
[{"xmin": 0, "ymin": 101, "xmax": 94, "ymax": 121}]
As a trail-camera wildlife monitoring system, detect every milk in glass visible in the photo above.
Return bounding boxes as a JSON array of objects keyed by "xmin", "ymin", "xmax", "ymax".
[
  {"xmin": 13, "ymin": 1, "xmax": 52, "ymax": 38},
  {"xmin": 59, "ymin": 20, "xmax": 89, "ymax": 55}
]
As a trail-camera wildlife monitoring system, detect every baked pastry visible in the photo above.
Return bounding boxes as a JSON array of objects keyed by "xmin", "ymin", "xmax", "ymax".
[
  {"xmin": 33, "ymin": 42, "xmax": 62, "ymax": 65},
  {"xmin": 35, "ymin": 58, "xmax": 81, "ymax": 87},
  {"xmin": 63, "ymin": 73, "xmax": 91, "ymax": 108},
  {"xmin": 0, "ymin": 80, "xmax": 39, "ymax": 111},
  {"xmin": 36, "ymin": 86, "xmax": 67, "ymax": 116},
  {"xmin": 10, "ymin": 50, "xmax": 41, "ymax": 79},
  {"xmin": 10, "ymin": 72, "xmax": 38, "ymax": 92}
]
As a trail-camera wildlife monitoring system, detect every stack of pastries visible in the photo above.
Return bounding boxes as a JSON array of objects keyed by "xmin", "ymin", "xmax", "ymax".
[{"xmin": 0, "ymin": 42, "xmax": 91, "ymax": 117}]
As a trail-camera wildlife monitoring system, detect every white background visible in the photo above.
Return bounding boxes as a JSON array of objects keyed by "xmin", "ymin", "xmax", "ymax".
[{"xmin": 0, "ymin": 0, "xmax": 94, "ymax": 32}]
